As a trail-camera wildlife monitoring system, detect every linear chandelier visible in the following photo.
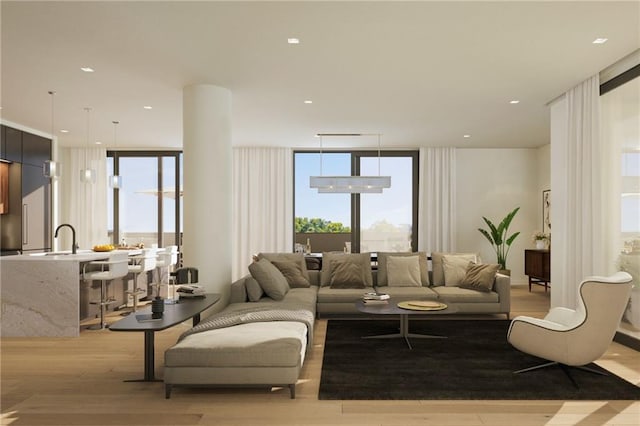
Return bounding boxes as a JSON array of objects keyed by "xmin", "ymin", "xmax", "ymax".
[{"xmin": 309, "ymin": 133, "xmax": 391, "ymax": 193}]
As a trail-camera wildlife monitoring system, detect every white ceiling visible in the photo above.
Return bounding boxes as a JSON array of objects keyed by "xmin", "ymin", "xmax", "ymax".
[{"xmin": 1, "ymin": 1, "xmax": 639, "ymax": 150}]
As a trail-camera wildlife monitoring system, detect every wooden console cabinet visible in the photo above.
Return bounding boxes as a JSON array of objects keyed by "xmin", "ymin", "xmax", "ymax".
[{"xmin": 524, "ymin": 249, "xmax": 550, "ymax": 292}]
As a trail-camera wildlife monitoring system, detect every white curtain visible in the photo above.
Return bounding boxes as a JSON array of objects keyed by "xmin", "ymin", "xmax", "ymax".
[
  {"xmin": 58, "ymin": 147, "xmax": 108, "ymax": 250},
  {"xmin": 554, "ymin": 75, "xmax": 607, "ymax": 308},
  {"xmin": 418, "ymin": 147, "xmax": 456, "ymax": 253},
  {"xmin": 232, "ymin": 147, "xmax": 293, "ymax": 280}
]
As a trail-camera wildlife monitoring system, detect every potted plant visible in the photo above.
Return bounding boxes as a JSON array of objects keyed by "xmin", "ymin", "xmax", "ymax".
[
  {"xmin": 532, "ymin": 231, "xmax": 550, "ymax": 249},
  {"xmin": 478, "ymin": 207, "xmax": 520, "ymax": 274}
]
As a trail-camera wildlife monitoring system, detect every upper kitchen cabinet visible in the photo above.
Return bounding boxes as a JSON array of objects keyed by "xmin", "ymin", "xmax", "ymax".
[
  {"xmin": 22, "ymin": 132, "xmax": 51, "ymax": 168},
  {"xmin": 1, "ymin": 125, "xmax": 23, "ymax": 163}
]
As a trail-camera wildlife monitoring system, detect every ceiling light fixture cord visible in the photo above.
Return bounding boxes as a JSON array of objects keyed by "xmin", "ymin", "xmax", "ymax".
[
  {"xmin": 319, "ymin": 135, "xmax": 323, "ymax": 176},
  {"xmin": 84, "ymin": 107, "xmax": 91, "ymax": 168}
]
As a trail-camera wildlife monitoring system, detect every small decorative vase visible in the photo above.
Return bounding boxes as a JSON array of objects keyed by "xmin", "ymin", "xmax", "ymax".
[
  {"xmin": 151, "ymin": 297, "xmax": 164, "ymax": 318},
  {"xmin": 536, "ymin": 240, "xmax": 545, "ymax": 249}
]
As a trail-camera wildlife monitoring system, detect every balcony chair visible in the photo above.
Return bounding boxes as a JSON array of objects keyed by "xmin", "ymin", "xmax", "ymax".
[
  {"xmin": 507, "ymin": 271, "xmax": 633, "ymax": 387},
  {"xmin": 124, "ymin": 248, "xmax": 158, "ymax": 312},
  {"xmin": 83, "ymin": 251, "xmax": 129, "ymax": 330}
]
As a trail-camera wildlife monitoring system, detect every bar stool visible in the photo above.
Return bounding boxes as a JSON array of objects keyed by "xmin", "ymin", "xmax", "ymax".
[
  {"xmin": 125, "ymin": 248, "xmax": 157, "ymax": 312},
  {"xmin": 152, "ymin": 245, "xmax": 179, "ymax": 300},
  {"xmin": 83, "ymin": 251, "xmax": 129, "ymax": 330}
]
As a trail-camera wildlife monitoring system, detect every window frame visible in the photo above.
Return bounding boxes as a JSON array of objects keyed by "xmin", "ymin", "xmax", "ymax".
[
  {"xmin": 293, "ymin": 149, "xmax": 419, "ymax": 253},
  {"xmin": 106, "ymin": 150, "xmax": 182, "ymax": 248}
]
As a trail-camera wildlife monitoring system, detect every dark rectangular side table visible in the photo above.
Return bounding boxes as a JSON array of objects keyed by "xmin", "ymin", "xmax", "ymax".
[
  {"xmin": 524, "ymin": 249, "xmax": 551, "ymax": 292},
  {"xmin": 110, "ymin": 293, "xmax": 220, "ymax": 382}
]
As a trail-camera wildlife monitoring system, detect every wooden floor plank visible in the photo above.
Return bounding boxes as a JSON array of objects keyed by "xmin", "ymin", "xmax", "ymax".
[{"xmin": 1, "ymin": 286, "xmax": 639, "ymax": 426}]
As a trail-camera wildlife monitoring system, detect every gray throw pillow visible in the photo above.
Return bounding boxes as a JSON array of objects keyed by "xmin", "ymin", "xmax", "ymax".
[
  {"xmin": 387, "ymin": 255, "xmax": 422, "ymax": 287},
  {"xmin": 320, "ymin": 252, "xmax": 373, "ymax": 287},
  {"xmin": 248, "ymin": 258, "xmax": 290, "ymax": 301},
  {"xmin": 245, "ymin": 276, "xmax": 264, "ymax": 302},
  {"xmin": 272, "ymin": 260, "xmax": 311, "ymax": 288},
  {"xmin": 258, "ymin": 253, "xmax": 310, "ymax": 282},
  {"xmin": 329, "ymin": 259, "xmax": 366, "ymax": 289},
  {"xmin": 460, "ymin": 263, "xmax": 500, "ymax": 292},
  {"xmin": 377, "ymin": 251, "xmax": 430, "ymax": 286},
  {"xmin": 431, "ymin": 252, "xmax": 479, "ymax": 286}
]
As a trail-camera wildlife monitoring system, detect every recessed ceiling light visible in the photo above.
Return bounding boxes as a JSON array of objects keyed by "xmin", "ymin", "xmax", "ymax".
[
  {"xmin": 592, "ymin": 38, "xmax": 608, "ymax": 44},
  {"xmin": 95, "ymin": 141, "xmax": 102, "ymax": 145},
  {"xmin": 143, "ymin": 105, "xmax": 153, "ymax": 110},
  {"xmin": 463, "ymin": 134, "xmax": 471, "ymax": 138},
  {"xmin": 287, "ymin": 38, "xmax": 300, "ymax": 44},
  {"xmin": 509, "ymin": 100, "xmax": 520, "ymax": 104},
  {"xmin": 60, "ymin": 129, "xmax": 69, "ymax": 133},
  {"xmin": 304, "ymin": 100, "xmax": 313, "ymax": 104},
  {"xmin": 80, "ymin": 67, "xmax": 95, "ymax": 72}
]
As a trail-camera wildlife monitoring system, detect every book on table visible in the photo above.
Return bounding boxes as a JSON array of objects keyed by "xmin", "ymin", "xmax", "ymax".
[
  {"xmin": 363, "ymin": 292, "xmax": 390, "ymax": 300},
  {"xmin": 363, "ymin": 299, "xmax": 389, "ymax": 305}
]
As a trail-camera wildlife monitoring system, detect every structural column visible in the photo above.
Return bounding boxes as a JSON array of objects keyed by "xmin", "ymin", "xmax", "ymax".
[{"xmin": 182, "ymin": 85, "xmax": 232, "ymax": 300}]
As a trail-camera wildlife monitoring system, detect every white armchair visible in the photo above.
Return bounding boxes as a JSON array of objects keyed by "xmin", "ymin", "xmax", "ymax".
[{"xmin": 507, "ymin": 271, "xmax": 633, "ymax": 386}]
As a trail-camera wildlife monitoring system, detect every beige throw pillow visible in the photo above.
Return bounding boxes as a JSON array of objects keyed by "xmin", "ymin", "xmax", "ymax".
[
  {"xmin": 377, "ymin": 252, "xmax": 430, "ymax": 286},
  {"xmin": 321, "ymin": 252, "xmax": 373, "ymax": 287},
  {"xmin": 442, "ymin": 255, "xmax": 476, "ymax": 287},
  {"xmin": 245, "ymin": 276, "xmax": 264, "ymax": 302},
  {"xmin": 248, "ymin": 258, "xmax": 290, "ymax": 301},
  {"xmin": 271, "ymin": 260, "xmax": 311, "ymax": 288},
  {"xmin": 329, "ymin": 259, "xmax": 366, "ymax": 289},
  {"xmin": 431, "ymin": 252, "xmax": 479, "ymax": 286},
  {"xmin": 460, "ymin": 263, "xmax": 500, "ymax": 292},
  {"xmin": 387, "ymin": 255, "xmax": 422, "ymax": 287}
]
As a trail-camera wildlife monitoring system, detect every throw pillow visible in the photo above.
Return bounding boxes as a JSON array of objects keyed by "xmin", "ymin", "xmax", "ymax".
[
  {"xmin": 442, "ymin": 255, "xmax": 476, "ymax": 287},
  {"xmin": 320, "ymin": 252, "xmax": 373, "ymax": 287},
  {"xmin": 377, "ymin": 252, "xmax": 430, "ymax": 286},
  {"xmin": 272, "ymin": 260, "xmax": 311, "ymax": 288},
  {"xmin": 329, "ymin": 259, "xmax": 366, "ymax": 289},
  {"xmin": 460, "ymin": 263, "xmax": 500, "ymax": 292},
  {"xmin": 387, "ymin": 255, "xmax": 422, "ymax": 287},
  {"xmin": 248, "ymin": 258, "xmax": 290, "ymax": 301},
  {"xmin": 431, "ymin": 252, "xmax": 479, "ymax": 286},
  {"xmin": 257, "ymin": 253, "xmax": 311, "ymax": 282},
  {"xmin": 245, "ymin": 276, "xmax": 264, "ymax": 302}
]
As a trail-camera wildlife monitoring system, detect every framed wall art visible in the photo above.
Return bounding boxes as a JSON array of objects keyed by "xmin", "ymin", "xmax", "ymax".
[{"xmin": 542, "ymin": 189, "xmax": 551, "ymax": 234}]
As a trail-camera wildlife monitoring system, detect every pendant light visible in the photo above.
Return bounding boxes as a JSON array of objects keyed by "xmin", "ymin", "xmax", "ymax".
[
  {"xmin": 43, "ymin": 91, "xmax": 61, "ymax": 178},
  {"xmin": 309, "ymin": 133, "xmax": 391, "ymax": 193},
  {"xmin": 108, "ymin": 121, "xmax": 122, "ymax": 189},
  {"xmin": 80, "ymin": 107, "xmax": 96, "ymax": 184}
]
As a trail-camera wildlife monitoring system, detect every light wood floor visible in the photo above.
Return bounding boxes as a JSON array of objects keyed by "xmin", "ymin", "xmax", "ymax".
[{"xmin": 2, "ymin": 286, "xmax": 639, "ymax": 426}]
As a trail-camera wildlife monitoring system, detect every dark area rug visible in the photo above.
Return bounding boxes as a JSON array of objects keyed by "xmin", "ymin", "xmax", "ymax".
[{"xmin": 319, "ymin": 319, "xmax": 640, "ymax": 400}]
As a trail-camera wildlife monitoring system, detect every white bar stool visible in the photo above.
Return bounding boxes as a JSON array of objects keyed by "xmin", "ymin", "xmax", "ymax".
[
  {"xmin": 152, "ymin": 245, "xmax": 179, "ymax": 299},
  {"xmin": 125, "ymin": 248, "xmax": 158, "ymax": 312},
  {"xmin": 83, "ymin": 251, "xmax": 129, "ymax": 330}
]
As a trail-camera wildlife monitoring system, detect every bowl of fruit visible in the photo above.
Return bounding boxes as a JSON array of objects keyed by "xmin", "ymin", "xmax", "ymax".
[{"xmin": 92, "ymin": 244, "xmax": 115, "ymax": 252}]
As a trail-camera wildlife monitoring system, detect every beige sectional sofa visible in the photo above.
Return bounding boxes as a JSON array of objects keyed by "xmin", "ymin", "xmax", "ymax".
[{"xmin": 163, "ymin": 251, "xmax": 511, "ymax": 398}]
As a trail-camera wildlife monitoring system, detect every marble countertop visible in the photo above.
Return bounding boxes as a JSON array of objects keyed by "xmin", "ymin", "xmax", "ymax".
[{"xmin": 0, "ymin": 249, "xmax": 142, "ymax": 262}]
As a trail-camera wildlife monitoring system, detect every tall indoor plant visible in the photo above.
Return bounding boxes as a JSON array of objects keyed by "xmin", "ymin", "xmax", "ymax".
[{"xmin": 478, "ymin": 207, "xmax": 520, "ymax": 272}]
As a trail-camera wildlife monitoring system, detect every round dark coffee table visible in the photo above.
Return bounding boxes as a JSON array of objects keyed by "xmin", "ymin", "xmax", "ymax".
[{"xmin": 355, "ymin": 298, "xmax": 459, "ymax": 349}]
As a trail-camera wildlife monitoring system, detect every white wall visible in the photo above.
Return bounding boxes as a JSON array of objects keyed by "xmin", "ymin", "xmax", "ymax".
[{"xmin": 456, "ymin": 148, "xmax": 539, "ymax": 285}]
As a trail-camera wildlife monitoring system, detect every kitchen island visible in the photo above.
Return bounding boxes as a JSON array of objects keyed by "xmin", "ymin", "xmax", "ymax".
[{"xmin": 1, "ymin": 251, "xmax": 134, "ymax": 337}]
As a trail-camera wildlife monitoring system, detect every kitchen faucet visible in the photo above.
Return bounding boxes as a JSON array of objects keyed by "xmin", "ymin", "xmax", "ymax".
[{"xmin": 54, "ymin": 224, "xmax": 78, "ymax": 254}]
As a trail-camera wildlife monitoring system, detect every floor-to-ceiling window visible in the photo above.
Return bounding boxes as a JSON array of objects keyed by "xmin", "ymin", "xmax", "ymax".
[
  {"xmin": 106, "ymin": 151, "xmax": 182, "ymax": 251},
  {"xmin": 294, "ymin": 150, "xmax": 418, "ymax": 253}
]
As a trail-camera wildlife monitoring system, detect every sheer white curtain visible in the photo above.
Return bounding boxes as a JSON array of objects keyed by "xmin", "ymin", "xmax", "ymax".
[
  {"xmin": 551, "ymin": 75, "xmax": 607, "ymax": 308},
  {"xmin": 58, "ymin": 147, "xmax": 108, "ymax": 250},
  {"xmin": 232, "ymin": 147, "xmax": 293, "ymax": 280},
  {"xmin": 418, "ymin": 147, "xmax": 456, "ymax": 253}
]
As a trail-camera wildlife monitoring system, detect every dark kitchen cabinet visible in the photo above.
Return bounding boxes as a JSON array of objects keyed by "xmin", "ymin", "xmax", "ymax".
[{"xmin": 1, "ymin": 125, "xmax": 23, "ymax": 163}]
